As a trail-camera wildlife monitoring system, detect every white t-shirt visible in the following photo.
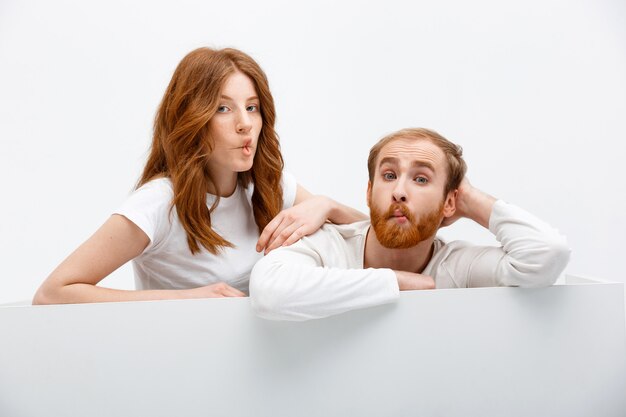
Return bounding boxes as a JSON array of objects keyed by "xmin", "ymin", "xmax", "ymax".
[{"xmin": 115, "ymin": 172, "xmax": 297, "ymax": 293}]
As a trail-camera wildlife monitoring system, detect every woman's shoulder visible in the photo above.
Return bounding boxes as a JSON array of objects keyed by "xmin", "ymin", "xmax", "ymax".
[
  {"xmin": 137, "ymin": 176, "xmax": 174, "ymax": 193},
  {"xmin": 115, "ymin": 177, "xmax": 176, "ymax": 248},
  {"xmin": 121, "ymin": 177, "xmax": 174, "ymax": 212},
  {"xmin": 131, "ymin": 176, "xmax": 175, "ymax": 201},
  {"xmin": 281, "ymin": 171, "xmax": 297, "ymax": 209}
]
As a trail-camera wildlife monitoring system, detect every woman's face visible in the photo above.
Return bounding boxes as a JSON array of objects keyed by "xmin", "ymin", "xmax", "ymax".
[{"xmin": 207, "ymin": 71, "xmax": 262, "ymax": 176}]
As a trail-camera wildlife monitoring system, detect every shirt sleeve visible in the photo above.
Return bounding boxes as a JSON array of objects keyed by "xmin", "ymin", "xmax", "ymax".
[
  {"xmin": 281, "ymin": 171, "xmax": 297, "ymax": 210},
  {"xmin": 249, "ymin": 229, "xmax": 399, "ymax": 321},
  {"xmin": 113, "ymin": 179, "xmax": 173, "ymax": 253},
  {"xmin": 436, "ymin": 200, "xmax": 571, "ymax": 288}
]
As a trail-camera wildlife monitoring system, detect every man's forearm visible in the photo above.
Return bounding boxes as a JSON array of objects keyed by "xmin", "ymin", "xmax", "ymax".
[
  {"xmin": 457, "ymin": 185, "xmax": 497, "ymax": 229},
  {"xmin": 484, "ymin": 200, "xmax": 571, "ymax": 287},
  {"xmin": 250, "ymin": 256, "xmax": 398, "ymax": 321}
]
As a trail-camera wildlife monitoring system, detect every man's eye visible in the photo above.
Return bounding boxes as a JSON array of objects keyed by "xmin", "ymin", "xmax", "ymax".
[
  {"xmin": 246, "ymin": 105, "xmax": 259, "ymax": 112},
  {"xmin": 383, "ymin": 172, "xmax": 396, "ymax": 181},
  {"xmin": 217, "ymin": 106, "xmax": 229, "ymax": 113},
  {"xmin": 415, "ymin": 176, "xmax": 428, "ymax": 184}
]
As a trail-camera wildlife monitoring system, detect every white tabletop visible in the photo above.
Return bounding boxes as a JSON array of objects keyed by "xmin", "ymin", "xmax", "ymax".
[{"xmin": 1, "ymin": 279, "xmax": 624, "ymax": 417}]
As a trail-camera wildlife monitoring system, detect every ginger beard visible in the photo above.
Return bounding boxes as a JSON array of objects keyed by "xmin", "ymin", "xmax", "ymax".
[{"xmin": 369, "ymin": 199, "xmax": 444, "ymax": 249}]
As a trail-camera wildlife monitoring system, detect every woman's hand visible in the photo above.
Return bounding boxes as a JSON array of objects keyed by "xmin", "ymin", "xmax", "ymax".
[
  {"xmin": 256, "ymin": 184, "xmax": 367, "ymax": 255},
  {"xmin": 187, "ymin": 282, "xmax": 246, "ymax": 298},
  {"xmin": 256, "ymin": 196, "xmax": 331, "ymax": 254}
]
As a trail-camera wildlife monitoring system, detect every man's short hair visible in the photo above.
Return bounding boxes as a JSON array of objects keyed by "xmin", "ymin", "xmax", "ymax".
[{"xmin": 367, "ymin": 128, "xmax": 467, "ymax": 197}]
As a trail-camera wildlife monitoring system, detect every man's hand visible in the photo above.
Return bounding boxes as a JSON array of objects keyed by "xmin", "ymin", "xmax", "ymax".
[
  {"xmin": 395, "ymin": 271, "xmax": 435, "ymax": 290},
  {"xmin": 441, "ymin": 178, "xmax": 497, "ymax": 229}
]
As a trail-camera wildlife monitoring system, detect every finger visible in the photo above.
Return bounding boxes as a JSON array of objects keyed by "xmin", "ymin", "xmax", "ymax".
[
  {"xmin": 265, "ymin": 221, "xmax": 301, "ymax": 254},
  {"xmin": 257, "ymin": 213, "xmax": 288, "ymax": 252},
  {"xmin": 221, "ymin": 285, "xmax": 246, "ymax": 297},
  {"xmin": 264, "ymin": 219, "xmax": 293, "ymax": 254},
  {"xmin": 231, "ymin": 288, "xmax": 246, "ymax": 297},
  {"xmin": 280, "ymin": 225, "xmax": 309, "ymax": 248}
]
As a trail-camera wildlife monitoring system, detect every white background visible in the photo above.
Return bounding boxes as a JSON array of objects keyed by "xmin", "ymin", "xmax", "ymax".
[{"xmin": 0, "ymin": 0, "xmax": 624, "ymax": 303}]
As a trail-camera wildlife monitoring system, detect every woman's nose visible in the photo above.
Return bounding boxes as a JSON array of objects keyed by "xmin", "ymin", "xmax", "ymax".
[{"xmin": 236, "ymin": 110, "xmax": 252, "ymax": 133}]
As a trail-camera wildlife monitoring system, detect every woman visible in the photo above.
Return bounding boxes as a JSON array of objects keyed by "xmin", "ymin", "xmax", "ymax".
[{"xmin": 33, "ymin": 47, "xmax": 365, "ymax": 304}]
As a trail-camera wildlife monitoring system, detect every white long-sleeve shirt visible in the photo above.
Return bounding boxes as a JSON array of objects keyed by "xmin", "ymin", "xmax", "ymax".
[{"xmin": 250, "ymin": 200, "xmax": 571, "ymax": 321}]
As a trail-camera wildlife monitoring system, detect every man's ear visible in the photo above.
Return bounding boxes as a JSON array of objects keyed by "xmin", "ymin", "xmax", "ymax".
[
  {"xmin": 366, "ymin": 181, "xmax": 372, "ymax": 208},
  {"xmin": 442, "ymin": 189, "xmax": 457, "ymax": 218}
]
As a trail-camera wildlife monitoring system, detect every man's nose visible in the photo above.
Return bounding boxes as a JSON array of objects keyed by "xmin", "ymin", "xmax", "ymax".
[{"xmin": 392, "ymin": 181, "xmax": 407, "ymax": 203}]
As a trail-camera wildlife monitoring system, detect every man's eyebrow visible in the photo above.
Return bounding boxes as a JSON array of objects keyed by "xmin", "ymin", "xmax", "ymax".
[
  {"xmin": 379, "ymin": 157, "xmax": 436, "ymax": 172},
  {"xmin": 379, "ymin": 157, "xmax": 399, "ymax": 167},
  {"xmin": 411, "ymin": 160, "xmax": 435, "ymax": 172}
]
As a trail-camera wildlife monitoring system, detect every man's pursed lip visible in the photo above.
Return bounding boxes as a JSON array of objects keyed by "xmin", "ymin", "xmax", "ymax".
[{"xmin": 393, "ymin": 210, "xmax": 405, "ymax": 217}]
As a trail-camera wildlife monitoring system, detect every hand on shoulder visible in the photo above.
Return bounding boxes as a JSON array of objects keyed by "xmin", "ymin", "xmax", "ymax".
[{"xmin": 256, "ymin": 195, "xmax": 332, "ymax": 254}]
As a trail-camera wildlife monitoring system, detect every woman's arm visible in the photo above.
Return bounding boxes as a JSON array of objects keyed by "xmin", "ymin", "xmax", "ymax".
[
  {"xmin": 256, "ymin": 184, "xmax": 368, "ymax": 254},
  {"xmin": 293, "ymin": 185, "xmax": 368, "ymax": 224},
  {"xmin": 33, "ymin": 215, "xmax": 245, "ymax": 305}
]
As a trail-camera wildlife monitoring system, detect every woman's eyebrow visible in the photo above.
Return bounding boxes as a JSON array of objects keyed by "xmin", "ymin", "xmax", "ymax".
[{"xmin": 219, "ymin": 94, "xmax": 259, "ymax": 101}]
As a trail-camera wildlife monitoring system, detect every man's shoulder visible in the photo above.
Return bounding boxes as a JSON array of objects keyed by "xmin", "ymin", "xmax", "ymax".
[
  {"xmin": 309, "ymin": 220, "xmax": 370, "ymax": 241},
  {"xmin": 432, "ymin": 235, "xmax": 475, "ymax": 254},
  {"xmin": 322, "ymin": 220, "xmax": 370, "ymax": 240},
  {"xmin": 291, "ymin": 221, "xmax": 369, "ymax": 267}
]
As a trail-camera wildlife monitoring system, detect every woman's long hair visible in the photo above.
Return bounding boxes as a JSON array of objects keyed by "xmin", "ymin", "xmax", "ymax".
[{"xmin": 138, "ymin": 47, "xmax": 284, "ymax": 254}]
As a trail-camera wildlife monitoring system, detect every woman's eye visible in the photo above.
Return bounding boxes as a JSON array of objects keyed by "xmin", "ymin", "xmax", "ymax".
[
  {"xmin": 383, "ymin": 172, "xmax": 396, "ymax": 181},
  {"xmin": 217, "ymin": 106, "xmax": 229, "ymax": 113},
  {"xmin": 415, "ymin": 176, "xmax": 428, "ymax": 184},
  {"xmin": 246, "ymin": 105, "xmax": 259, "ymax": 112}
]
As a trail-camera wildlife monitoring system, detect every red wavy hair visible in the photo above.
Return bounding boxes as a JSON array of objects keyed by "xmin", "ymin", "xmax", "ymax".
[{"xmin": 138, "ymin": 47, "xmax": 284, "ymax": 254}]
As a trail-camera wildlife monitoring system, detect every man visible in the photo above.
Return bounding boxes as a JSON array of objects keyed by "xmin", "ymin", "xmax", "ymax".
[{"xmin": 250, "ymin": 128, "xmax": 570, "ymax": 321}]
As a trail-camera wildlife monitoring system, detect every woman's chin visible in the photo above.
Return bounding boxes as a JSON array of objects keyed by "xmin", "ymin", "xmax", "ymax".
[{"xmin": 234, "ymin": 161, "xmax": 254, "ymax": 173}]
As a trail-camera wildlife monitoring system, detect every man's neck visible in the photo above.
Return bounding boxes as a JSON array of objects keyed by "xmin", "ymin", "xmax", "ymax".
[{"xmin": 363, "ymin": 226, "xmax": 435, "ymax": 273}]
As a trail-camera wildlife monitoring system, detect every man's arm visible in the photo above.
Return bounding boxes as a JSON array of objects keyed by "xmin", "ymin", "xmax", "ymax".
[
  {"xmin": 439, "ymin": 180, "xmax": 571, "ymax": 288},
  {"xmin": 250, "ymin": 233, "xmax": 398, "ymax": 321},
  {"xmin": 250, "ymin": 226, "xmax": 434, "ymax": 321}
]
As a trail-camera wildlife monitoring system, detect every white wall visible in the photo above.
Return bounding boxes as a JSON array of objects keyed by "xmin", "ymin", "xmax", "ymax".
[{"xmin": 1, "ymin": 0, "xmax": 624, "ymax": 303}]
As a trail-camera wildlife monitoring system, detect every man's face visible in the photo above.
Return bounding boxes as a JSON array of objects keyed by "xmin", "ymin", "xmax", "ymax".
[{"xmin": 368, "ymin": 138, "xmax": 455, "ymax": 249}]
